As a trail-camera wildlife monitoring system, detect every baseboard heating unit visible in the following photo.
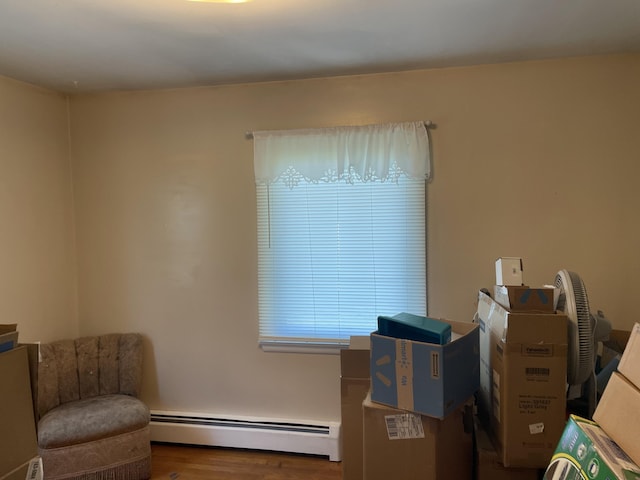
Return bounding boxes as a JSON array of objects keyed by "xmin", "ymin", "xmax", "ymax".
[{"xmin": 150, "ymin": 411, "xmax": 341, "ymax": 461}]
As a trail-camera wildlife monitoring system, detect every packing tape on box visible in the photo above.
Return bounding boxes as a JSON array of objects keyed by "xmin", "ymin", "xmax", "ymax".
[{"xmin": 395, "ymin": 338, "xmax": 414, "ymax": 411}]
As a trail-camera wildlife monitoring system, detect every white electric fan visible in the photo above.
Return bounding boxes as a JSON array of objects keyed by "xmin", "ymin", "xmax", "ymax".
[{"xmin": 554, "ymin": 269, "xmax": 611, "ymax": 418}]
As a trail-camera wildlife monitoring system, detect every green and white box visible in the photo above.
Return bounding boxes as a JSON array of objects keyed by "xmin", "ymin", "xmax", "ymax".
[{"xmin": 543, "ymin": 415, "xmax": 640, "ymax": 480}]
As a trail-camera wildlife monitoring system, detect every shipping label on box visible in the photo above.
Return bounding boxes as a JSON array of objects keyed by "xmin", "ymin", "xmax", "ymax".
[
  {"xmin": 476, "ymin": 291, "xmax": 567, "ymax": 469},
  {"xmin": 384, "ymin": 413, "xmax": 425, "ymax": 440},
  {"xmin": 543, "ymin": 415, "xmax": 640, "ymax": 480},
  {"xmin": 370, "ymin": 318, "xmax": 479, "ymax": 419}
]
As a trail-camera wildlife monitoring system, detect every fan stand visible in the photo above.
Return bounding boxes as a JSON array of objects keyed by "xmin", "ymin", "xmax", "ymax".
[{"xmin": 566, "ymin": 371, "xmax": 598, "ymax": 418}]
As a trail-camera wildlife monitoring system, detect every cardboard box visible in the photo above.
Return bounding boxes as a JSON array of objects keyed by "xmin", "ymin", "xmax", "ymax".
[
  {"xmin": 602, "ymin": 329, "xmax": 631, "ymax": 355},
  {"xmin": 0, "ymin": 346, "xmax": 39, "ymax": 480},
  {"xmin": 362, "ymin": 393, "xmax": 473, "ymax": 480},
  {"xmin": 0, "ymin": 323, "xmax": 18, "ymax": 335},
  {"xmin": 0, "ymin": 330, "xmax": 19, "ymax": 353},
  {"xmin": 476, "ymin": 290, "xmax": 568, "ymax": 468},
  {"xmin": 22, "ymin": 343, "xmax": 40, "ymax": 423},
  {"xmin": 543, "ymin": 415, "xmax": 640, "ymax": 480},
  {"xmin": 340, "ymin": 337, "xmax": 371, "ymax": 480},
  {"xmin": 618, "ymin": 323, "xmax": 640, "ymax": 390},
  {"xmin": 593, "ymin": 372, "xmax": 640, "ymax": 467},
  {"xmin": 493, "ymin": 285, "xmax": 558, "ymax": 313},
  {"xmin": 474, "ymin": 417, "xmax": 541, "ymax": 480},
  {"xmin": 599, "ymin": 329, "xmax": 630, "ymax": 380},
  {"xmin": 495, "ymin": 257, "xmax": 523, "ymax": 286},
  {"xmin": 2, "ymin": 458, "xmax": 42, "ymax": 480},
  {"xmin": 370, "ymin": 318, "xmax": 480, "ymax": 419}
]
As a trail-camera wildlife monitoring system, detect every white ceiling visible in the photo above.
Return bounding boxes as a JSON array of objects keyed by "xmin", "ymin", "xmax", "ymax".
[{"xmin": 1, "ymin": 0, "xmax": 639, "ymax": 94}]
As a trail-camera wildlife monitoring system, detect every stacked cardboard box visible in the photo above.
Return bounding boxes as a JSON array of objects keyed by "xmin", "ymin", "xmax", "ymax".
[
  {"xmin": 340, "ymin": 329, "xmax": 477, "ymax": 480},
  {"xmin": 474, "ymin": 258, "xmax": 568, "ymax": 473},
  {"xmin": 340, "ymin": 337, "xmax": 371, "ymax": 480},
  {"xmin": 0, "ymin": 323, "xmax": 19, "ymax": 353},
  {"xmin": 370, "ymin": 317, "xmax": 480, "ymax": 419},
  {"xmin": 476, "ymin": 289, "xmax": 568, "ymax": 469},
  {"xmin": 363, "ymin": 392, "xmax": 473, "ymax": 480},
  {"xmin": 541, "ymin": 323, "xmax": 640, "ymax": 479},
  {"xmin": 474, "ymin": 417, "xmax": 542, "ymax": 480},
  {"xmin": 345, "ymin": 288, "xmax": 550, "ymax": 479},
  {"xmin": 493, "ymin": 285, "xmax": 558, "ymax": 313},
  {"xmin": 362, "ymin": 314, "xmax": 480, "ymax": 480},
  {"xmin": 591, "ymin": 323, "xmax": 640, "ymax": 470},
  {"xmin": 0, "ymin": 346, "xmax": 41, "ymax": 480}
]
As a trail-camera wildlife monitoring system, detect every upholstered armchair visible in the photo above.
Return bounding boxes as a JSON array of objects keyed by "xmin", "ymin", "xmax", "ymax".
[{"xmin": 36, "ymin": 333, "xmax": 151, "ymax": 480}]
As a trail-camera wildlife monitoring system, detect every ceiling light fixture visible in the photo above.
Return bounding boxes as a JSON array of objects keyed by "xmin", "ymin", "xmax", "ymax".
[{"xmin": 187, "ymin": 0, "xmax": 252, "ymax": 3}]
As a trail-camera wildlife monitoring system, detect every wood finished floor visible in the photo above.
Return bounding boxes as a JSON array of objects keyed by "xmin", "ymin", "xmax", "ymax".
[{"xmin": 151, "ymin": 443, "xmax": 343, "ymax": 480}]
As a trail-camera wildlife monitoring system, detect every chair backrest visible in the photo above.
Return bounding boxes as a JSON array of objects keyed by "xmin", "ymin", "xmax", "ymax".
[{"xmin": 37, "ymin": 333, "xmax": 143, "ymax": 420}]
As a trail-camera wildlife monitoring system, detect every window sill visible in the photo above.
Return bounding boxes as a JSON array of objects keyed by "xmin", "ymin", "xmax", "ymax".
[{"xmin": 259, "ymin": 340, "xmax": 348, "ymax": 355}]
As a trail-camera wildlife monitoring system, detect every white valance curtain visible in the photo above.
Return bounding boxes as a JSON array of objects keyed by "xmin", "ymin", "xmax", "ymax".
[
  {"xmin": 252, "ymin": 120, "xmax": 429, "ymax": 349},
  {"xmin": 253, "ymin": 121, "xmax": 431, "ymax": 187}
]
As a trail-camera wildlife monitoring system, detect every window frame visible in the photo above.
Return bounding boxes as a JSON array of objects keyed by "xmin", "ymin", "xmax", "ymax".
[{"xmin": 252, "ymin": 122, "xmax": 431, "ymax": 353}]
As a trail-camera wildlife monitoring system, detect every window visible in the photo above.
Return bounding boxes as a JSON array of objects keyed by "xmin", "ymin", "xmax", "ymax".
[{"xmin": 253, "ymin": 122, "xmax": 431, "ymax": 352}]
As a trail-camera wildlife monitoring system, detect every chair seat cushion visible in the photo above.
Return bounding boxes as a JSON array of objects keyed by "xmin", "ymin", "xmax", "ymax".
[{"xmin": 38, "ymin": 394, "xmax": 150, "ymax": 449}]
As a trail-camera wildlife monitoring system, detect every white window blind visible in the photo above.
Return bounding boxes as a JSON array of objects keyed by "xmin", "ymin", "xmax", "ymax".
[{"xmin": 253, "ymin": 121, "xmax": 430, "ymax": 351}]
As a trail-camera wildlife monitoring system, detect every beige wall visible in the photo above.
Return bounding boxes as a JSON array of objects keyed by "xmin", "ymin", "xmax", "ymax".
[
  {"xmin": 68, "ymin": 53, "xmax": 640, "ymax": 422},
  {"xmin": 0, "ymin": 76, "xmax": 78, "ymax": 342},
  {"xmin": 5, "ymin": 53, "xmax": 638, "ymax": 424}
]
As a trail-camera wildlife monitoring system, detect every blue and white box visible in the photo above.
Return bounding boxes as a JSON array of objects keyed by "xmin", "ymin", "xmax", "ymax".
[{"xmin": 370, "ymin": 318, "xmax": 480, "ymax": 419}]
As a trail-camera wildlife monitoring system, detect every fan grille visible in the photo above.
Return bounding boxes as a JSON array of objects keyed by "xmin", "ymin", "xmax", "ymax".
[{"xmin": 555, "ymin": 270, "xmax": 593, "ymax": 385}]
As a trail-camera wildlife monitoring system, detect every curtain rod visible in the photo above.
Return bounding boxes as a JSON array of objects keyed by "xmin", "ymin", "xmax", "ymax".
[{"xmin": 245, "ymin": 120, "xmax": 436, "ymax": 139}]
